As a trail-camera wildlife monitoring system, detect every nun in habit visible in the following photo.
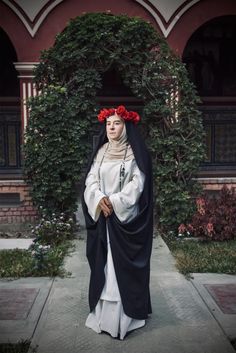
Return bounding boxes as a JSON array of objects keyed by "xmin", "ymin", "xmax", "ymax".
[{"xmin": 82, "ymin": 105, "xmax": 153, "ymax": 340}]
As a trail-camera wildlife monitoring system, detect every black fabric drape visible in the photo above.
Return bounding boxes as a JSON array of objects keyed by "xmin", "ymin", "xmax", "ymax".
[{"xmin": 82, "ymin": 121, "xmax": 153, "ymax": 319}]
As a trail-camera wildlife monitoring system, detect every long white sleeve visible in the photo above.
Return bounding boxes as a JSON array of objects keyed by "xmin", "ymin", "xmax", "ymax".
[
  {"xmin": 109, "ymin": 161, "xmax": 145, "ymax": 223},
  {"xmin": 84, "ymin": 162, "xmax": 106, "ymax": 221}
]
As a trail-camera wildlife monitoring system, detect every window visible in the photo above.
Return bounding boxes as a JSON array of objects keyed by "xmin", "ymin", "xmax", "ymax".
[
  {"xmin": 0, "ymin": 193, "xmax": 21, "ymax": 206},
  {"xmin": 201, "ymin": 108, "xmax": 236, "ymax": 167},
  {"xmin": 0, "ymin": 110, "xmax": 21, "ymax": 171}
]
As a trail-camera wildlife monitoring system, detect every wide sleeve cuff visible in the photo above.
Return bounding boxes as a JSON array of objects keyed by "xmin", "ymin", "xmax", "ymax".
[
  {"xmin": 92, "ymin": 190, "xmax": 106, "ymax": 221},
  {"xmin": 109, "ymin": 162, "xmax": 145, "ymax": 223},
  {"xmin": 84, "ymin": 161, "xmax": 106, "ymax": 221}
]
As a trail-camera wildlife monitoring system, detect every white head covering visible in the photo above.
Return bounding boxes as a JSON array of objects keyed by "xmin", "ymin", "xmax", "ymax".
[{"xmin": 95, "ymin": 122, "xmax": 134, "ymax": 162}]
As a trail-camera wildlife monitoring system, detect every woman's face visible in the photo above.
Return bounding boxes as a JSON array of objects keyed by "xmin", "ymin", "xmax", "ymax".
[{"xmin": 106, "ymin": 114, "xmax": 124, "ymax": 141}]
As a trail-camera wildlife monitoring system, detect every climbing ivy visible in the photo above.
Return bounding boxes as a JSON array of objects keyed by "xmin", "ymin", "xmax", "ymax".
[{"xmin": 24, "ymin": 12, "xmax": 205, "ymax": 229}]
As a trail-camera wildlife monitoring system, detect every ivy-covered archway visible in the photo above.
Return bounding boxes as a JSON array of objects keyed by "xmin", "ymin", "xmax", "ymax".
[{"xmin": 24, "ymin": 13, "xmax": 205, "ymax": 231}]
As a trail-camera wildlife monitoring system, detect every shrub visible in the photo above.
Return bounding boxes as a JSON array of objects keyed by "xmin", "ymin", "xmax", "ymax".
[
  {"xmin": 24, "ymin": 85, "xmax": 94, "ymax": 218},
  {"xmin": 178, "ymin": 186, "xmax": 236, "ymax": 241},
  {"xmin": 29, "ymin": 212, "xmax": 74, "ymax": 274},
  {"xmin": 29, "ymin": 242, "xmax": 71, "ymax": 276},
  {"xmin": 30, "ymin": 212, "xmax": 74, "ymax": 246},
  {"xmin": 0, "ymin": 213, "xmax": 73, "ymax": 278},
  {"xmin": 24, "ymin": 13, "xmax": 205, "ymax": 230}
]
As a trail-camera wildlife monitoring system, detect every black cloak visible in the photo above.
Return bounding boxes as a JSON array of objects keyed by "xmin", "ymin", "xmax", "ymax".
[{"xmin": 82, "ymin": 121, "xmax": 153, "ymax": 320}]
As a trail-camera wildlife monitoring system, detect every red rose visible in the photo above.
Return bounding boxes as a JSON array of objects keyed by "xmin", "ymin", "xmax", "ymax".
[
  {"xmin": 98, "ymin": 108, "xmax": 116, "ymax": 122},
  {"xmin": 116, "ymin": 105, "xmax": 127, "ymax": 117},
  {"xmin": 108, "ymin": 108, "xmax": 115, "ymax": 117},
  {"xmin": 98, "ymin": 109, "xmax": 107, "ymax": 122},
  {"xmin": 129, "ymin": 111, "xmax": 140, "ymax": 124},
  {"xmin": 98, "ymin": 106, "xmax": 140, "ymax": 124},
  {"xmin": 127, "ymin": 111, "xmax": 134, "ymax": 121},
  {"xmin": 134, "ymin": 113, "xmax": 140, "ymax": 124}
]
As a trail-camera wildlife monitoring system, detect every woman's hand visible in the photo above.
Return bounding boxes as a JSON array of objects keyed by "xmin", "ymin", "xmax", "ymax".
[{"xmin": 99, "ymin": 197, "xmax": 113, "ymax": 217}]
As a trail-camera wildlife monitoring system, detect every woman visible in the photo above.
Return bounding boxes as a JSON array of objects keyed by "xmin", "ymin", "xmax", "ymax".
[{"xmin": 82, "ymin": 105, "xmax": 153, "ymax": 340}]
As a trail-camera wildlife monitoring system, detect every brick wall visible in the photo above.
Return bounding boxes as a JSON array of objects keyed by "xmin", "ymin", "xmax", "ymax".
[
  {"xmin": 0, "ymin": 178, "xmax": 236, "ymax": 226},
  {"xmin": 198, "ymin": 178, "xmax": 236, "ymax": 192},
  {"xmin": 0, "ymin": 181, "xmax": 38, "ymax": 225}
]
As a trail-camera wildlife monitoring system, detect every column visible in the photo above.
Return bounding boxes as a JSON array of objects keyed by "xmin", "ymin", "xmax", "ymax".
[{"xmin": 14, "ymin": 62, "xmax": 39, "ymax": 132}]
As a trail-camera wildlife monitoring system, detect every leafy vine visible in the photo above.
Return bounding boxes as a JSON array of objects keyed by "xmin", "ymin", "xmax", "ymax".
[{"xmin": 24, "ymin": 13, "xmax": 205, "ymax": 229}]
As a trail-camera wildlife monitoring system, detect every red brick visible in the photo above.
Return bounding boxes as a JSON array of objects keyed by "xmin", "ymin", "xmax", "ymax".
[
  {"xmin": 13, "ymin": 211, "xmax": 21, "ymax": 216},
  {"xmin": 25, "ymin": 206, "xmax": 34, "ymax": 211},
  {"xmin": 26, "ymin": 215, "xmax": 37, "ymax": 222},
  {"xmin": 1, "ymin": 208, "xmax": 10, "ymax": 212},
  {"xmin": 10, "ymin": 207, "xmax": 20, "ymax": 212},
  {"xmin": 23, "ymin": 201, "xmax": 31, "ymax": 206}
]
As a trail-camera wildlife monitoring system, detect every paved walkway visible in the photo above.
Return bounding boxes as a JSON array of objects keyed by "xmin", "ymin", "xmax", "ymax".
[
  {"xmin": 0, "ymin": 232, "xmax": 236, "ymax": 352},
  {"xmin": 0, "ymin": 238, "xmax": 33, "ymax": 250}
]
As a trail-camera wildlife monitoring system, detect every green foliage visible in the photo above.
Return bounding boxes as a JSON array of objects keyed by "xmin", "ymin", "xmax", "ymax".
[
  {"xmin": 31, "ymin": 212, "xmax": 74, "ymax": 246},
  {"xmin": 29, "ymin": 212, "xmax": 74, "ymax": 273},
  {"xmin": 0, "ymin": 243, "xmax": 71, "ymax": 278},
  {"xmin": 0, "ymin": 249, "xmax": 32, "ymax": 277},
  {"xmin": 141, "ymin": 50, "xmax": 205, "ymax": 229},
  {"xmin": 0, "ymin": 214, "xmax": 73, "ymax": 277},
  {"xmin": 24, "ymin": 12, "xmax": 205, "ymax": 230},
  {"xmin": 163, "ymin": 234, "xmax": 236, "ymax": 275},
  {"xmin": 24, "ymin": 85, "xmax": 93, "ymax": 216},
  {"xmin": 30, "ymin": 242, "xmax": 72, "ymax": 276}
]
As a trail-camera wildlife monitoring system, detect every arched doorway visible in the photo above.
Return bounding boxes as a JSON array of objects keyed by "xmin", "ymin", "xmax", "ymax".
[
  {"xmin": 183, "ymin": 15, "xmax": 236, "ymax": 178},
  {"xmin": 0, "ymin": 27, "xmax": 21, "ymax": 178}
]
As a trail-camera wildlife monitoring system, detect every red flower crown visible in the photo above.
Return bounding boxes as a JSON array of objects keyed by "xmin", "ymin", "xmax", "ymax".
[{"xmin": 97, "ymin": 105, "xmax": 140, "ymax": 124}]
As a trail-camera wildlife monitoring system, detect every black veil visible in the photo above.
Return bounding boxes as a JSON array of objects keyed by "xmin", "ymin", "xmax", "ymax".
[{"xmin": 82, "ymin": 121, "xmax": 153, "ymax": 319}]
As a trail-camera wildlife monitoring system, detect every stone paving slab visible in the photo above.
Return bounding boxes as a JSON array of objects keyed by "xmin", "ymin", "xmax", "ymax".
[
  {"xmin": 204, "ymin": 283, "xmax": 236, "ymax": 314},
  {"xmin": 0, "ymin": 278, "xmax": 53, "ymax": 343},
  {"xmin": 0, "ymin": 239, "xmax": 33, "ymax": 250},
  {"xmin": 0, "ymin": 288, "xmax": 39, "ymax": 320},
  {"xmin": 29, "ymin": 236, "xmax": 235, "ymax": 353},
  {"xmin": 191, "ymin": 273, "xmax": 236, "ymax": 342}
]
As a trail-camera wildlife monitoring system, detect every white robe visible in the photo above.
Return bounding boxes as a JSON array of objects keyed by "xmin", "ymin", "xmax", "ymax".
[{"xmin": 84, "ymin": 158, "xmax": 145, "ymax": 339}]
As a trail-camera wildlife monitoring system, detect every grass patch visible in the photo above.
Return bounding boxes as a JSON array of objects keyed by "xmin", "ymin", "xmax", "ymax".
[
  {"xmin": 0, "ymin": 242, "xmax": 73, "ymax": 278},
  {"xmin": 0, "ymin": 340, "xmax": 35, "ymax": 353},
  {"xmin": 162, "ymin": 234, "xmax": 236, "ymax": 276}
]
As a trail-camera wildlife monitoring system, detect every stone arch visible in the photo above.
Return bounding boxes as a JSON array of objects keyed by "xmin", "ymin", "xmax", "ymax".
[
  {"xmin": 0, "ymin": 27, "xmax": 21, "ymax": 172},
  {"xmin": 182, "ymin": 15, "xmax": 236, "ymax": 176},
  {"xmin": 167, "ymin": 0, "xmax": 236, "ymax": 56},
  {"xmin": 182, "ymin": 15, "xmax": 236, "ymax": 97},
  {"xmin": 0, "ymin": 27, "xmax": 19, "ymax": 98}
]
